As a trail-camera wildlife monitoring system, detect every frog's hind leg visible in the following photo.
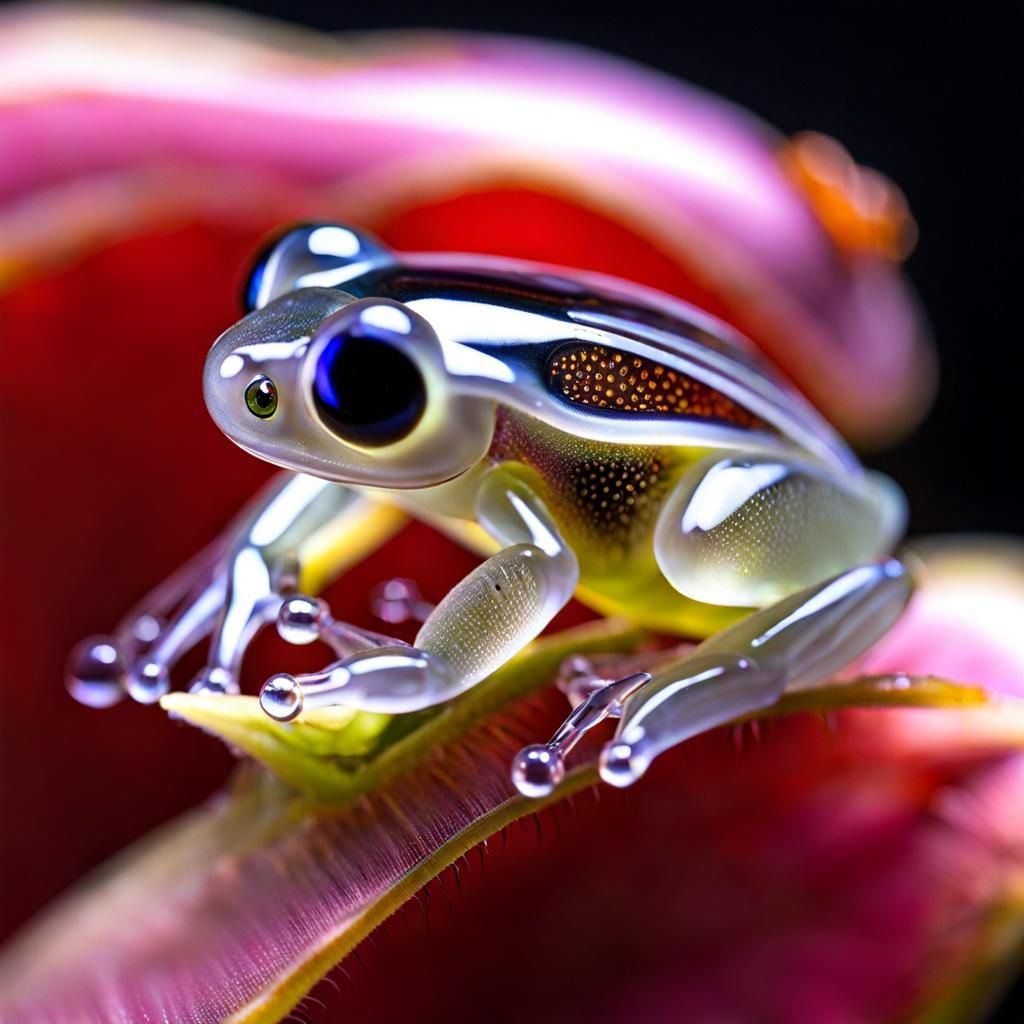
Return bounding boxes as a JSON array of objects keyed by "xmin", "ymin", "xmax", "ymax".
[
  {"xmin": 259, "ymin": 470, "xmax": 579, "ymax": 721},
  {"xmin": 512, "ymin": 559, "xmax": 913, "ymax": 796}
]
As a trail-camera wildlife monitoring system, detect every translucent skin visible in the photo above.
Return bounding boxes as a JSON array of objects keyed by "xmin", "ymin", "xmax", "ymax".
[
  {"xmin": 70, "ymin": 223, "xmax": 912, "ymax": 792},
  {"xmin": 203, "ymin": 226, "xmax": 904, "ymax": 635}
]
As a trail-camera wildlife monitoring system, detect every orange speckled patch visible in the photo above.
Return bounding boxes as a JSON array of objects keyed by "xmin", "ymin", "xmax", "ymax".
[{"xmin": 548, "ymin": 344, "xmax": 765, "ymax": 429}]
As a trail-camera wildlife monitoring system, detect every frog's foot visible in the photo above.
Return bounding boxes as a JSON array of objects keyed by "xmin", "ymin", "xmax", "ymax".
[
  {"xmin": 512, "ymin": 671, "xmax": 652, "ymax": 798},
  {"xmin": 260, "ymin": 594, "xmax": 409, "ymax": 720},
  {"xmin": 370, "ymin": 578, "xmax": 434, "ymax": 625},
  {"xmin": 513, "ymin": 560, "xmax": 914, "ymax": 796},
  {"xmin": 277, "ymin": 594, "xmax": 401, "ymax": 654},
  {"xmin": 555, "ymin": 647, "xmax": 693, "ymax": 708},
  {"xmin": 67, "ymin": 477, "xmax": 390, "ymax": 708},
  {"xmin": 67, "ymin": 539, "xmax": 228, "ymax": 707},
  {"xmin": 67, "ymin": 538, "xmax": 294, "ymax": 706}
]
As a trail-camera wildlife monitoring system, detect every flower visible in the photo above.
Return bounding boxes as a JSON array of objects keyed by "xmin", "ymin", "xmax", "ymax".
[{"xmin": 0, "ymin": 9, "xmax": 1019, "ymax": 1023}]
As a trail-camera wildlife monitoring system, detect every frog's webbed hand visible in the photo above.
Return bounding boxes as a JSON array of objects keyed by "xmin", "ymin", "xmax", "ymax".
[
  {"xmin": 512, "ymin": 451, "xmax": 912, "ymax": 795},
  {"xmin": 67, "ymin": 475, "xmax": 397, "ymax": 706},
  {"xmin": 259, "ymin": 471, "xmax": 579, "ymax": 721}
]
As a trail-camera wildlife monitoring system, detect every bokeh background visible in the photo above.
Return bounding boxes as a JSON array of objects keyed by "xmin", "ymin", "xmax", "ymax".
[
  {"xmin": 1, "ymin": 1, "xmax": 1021, "ymax": 1020},
  {"xmin": 207, "ymin": 0, "xmax": 1023, "ymax": 536}
]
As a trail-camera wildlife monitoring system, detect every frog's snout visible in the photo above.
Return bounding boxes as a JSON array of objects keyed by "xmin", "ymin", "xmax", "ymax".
[
  {"xmin": 204, "ymin": 290, "xmax": 495, "ymax": 488},
  {"xmin": 202, "ymin": 287, "xmax": 351, "ymax": 455}
]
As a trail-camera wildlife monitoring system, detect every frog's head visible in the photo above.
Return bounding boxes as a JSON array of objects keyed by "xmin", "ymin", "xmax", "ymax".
[{"xmin": 203, "ymin": 287, "xmax": 494, "ymax": 488}]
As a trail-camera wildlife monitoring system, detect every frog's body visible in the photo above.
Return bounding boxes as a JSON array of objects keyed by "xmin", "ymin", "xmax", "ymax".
[{"xmin": 69, "ymin": 224, "xmax": 912, "ymax": 793}]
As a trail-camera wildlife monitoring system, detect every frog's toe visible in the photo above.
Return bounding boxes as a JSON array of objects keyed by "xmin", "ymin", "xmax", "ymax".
[
  {"xmin": 188, "ymin": 666, "xmax": 239, "ymax": 697},
  {"xmin": 124, "ymin": 659, "xmax": 171, "ymax": 704},
  {"xmin": 277, "ymin": 595, "xmax": 329, "ymax": 645},
  {"xmin": 511, "ymin": 671, "xmax": 651, "ymax": 798},
  {"xmin": 598, "ymin": 740, "xmax": 650, "ymax": 788},
  {"xmin": 511, "ymin": 744, "xmax": 566, "ymax": 799},
  {"xmin": 370, "ymin": 577, "xmax": 433, "ymax": 625},
  {"xmin": 66, "ymin": 635, "xmax": 126, "ymax": 708},
  {"xmin": 277, "ymin": 593, "xmax": 399, "ymax": 656},
  {"xmin": 259, "ymin": 673, "xmax": 303, "ymax": 721}
]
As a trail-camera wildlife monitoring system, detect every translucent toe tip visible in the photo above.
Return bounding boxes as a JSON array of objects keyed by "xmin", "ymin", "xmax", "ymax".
[
  {"xmin": 371, "ymin": 578, "xmax": 426, "ymax": 624},
  {"xmin": 66, "ymin": 635, "xmax": 124, "ymax": 709},
  {"xmin": 260, "ymin": 674, "xmax": 303, "ymax": 721},
  {"xmin": 189, "ymin": 666, "xmax": 238, "ymax": 697},
  {"xmin": 278, "ymin": 596, "xmax": 326, "ymax": 646},
  {"xmin": 125, "ymin": 660, "xmax": 170, "ymax": 704},
  {"xmin": 511, "ymin": 744, "xmax": 565, "ymax": 799},
  {"xmin": 881, "ymin": 557, "xmax": 906, "ymax": 579},
  {"xmin": 598, "ymin": 741, "xmax": 648, "ymax": 789}
]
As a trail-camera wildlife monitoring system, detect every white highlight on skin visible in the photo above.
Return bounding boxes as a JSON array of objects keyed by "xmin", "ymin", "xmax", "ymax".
[
  {"xmin": 749, "ymin": 564, "xmax": 878, "ymax": 649},
  {"xmin": 359, "ymin": 303, "xmax": 412, "ymax": 334},
  {"xmin": 235, "ymin": 339, "xmax": 309, "ymax": 363},
  {"xmin": 438, "ymin": 339, "xmax": 516, "ymax": 383},
  {"xmin": 249, "ymin": 474, "xmax": 329, "ymax": 548},
  {"xmin": 505, "ymin": 491, "xmax": 563, "ymax": 558},
  {"xmin": 219, "ymin": 354, "xmax": 245, "ymax": 379},
  {"xmin": 213, "ymin": 547, "xmax": 272, "ymax": 668},
  {"xmin": 409, "ymin": 299, "xmax": 569, "ymax": 345},
  {"xmin": 94, "ymin": 643, "xmax": 118, "ymax": 665},
  {"xmin": 681, "ymin": 461, "xmax": 789, "ymax": 533},
  {"xmin": 252, "ymin": 245, "xmax": 286, "ymax": 309},
  {"xmin": 308, "ymin": 225, "xmax": 361, "ymax": 258},
  {"xmin": 295, "ymin": 262, "xmax": 378, "ymax": 291}
]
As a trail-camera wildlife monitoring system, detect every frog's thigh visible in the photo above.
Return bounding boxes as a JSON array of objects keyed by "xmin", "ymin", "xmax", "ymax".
[
  {"xmin": 653, "ymin": 452, "xmax": 906, "ymax": 608},
  {"xmin": 599, "ymin": 558, "xmax": 913, "ymax": 787}
]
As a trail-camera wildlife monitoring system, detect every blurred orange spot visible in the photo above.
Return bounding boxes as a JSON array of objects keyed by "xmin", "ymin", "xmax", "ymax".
[{"xmin": 781, "ymin": 132, "xmax": 917, "ymax": 261}]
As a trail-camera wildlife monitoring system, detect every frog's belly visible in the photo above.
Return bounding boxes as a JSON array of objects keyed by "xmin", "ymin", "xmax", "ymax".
[{"xmin": 575, "ymin": 558, "xmax": 745, "ymax": 639}]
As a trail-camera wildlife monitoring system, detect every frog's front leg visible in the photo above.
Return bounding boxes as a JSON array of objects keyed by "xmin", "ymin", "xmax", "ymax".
[
  {"xmin": 259, "ymin": 470, "xmax": 579, "ymax": 720},
  {"xmin": 512, "ymin": 450, "xmax": 912, "ymax": 795},
  {"xmin": 67, "ymin": 474, "xmax": 401, "ymax": 705}
]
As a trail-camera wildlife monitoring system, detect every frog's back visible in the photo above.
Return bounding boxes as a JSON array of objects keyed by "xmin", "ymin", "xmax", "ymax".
[{"xmin": 354, "ymin": 253, "xmax": 858, "ymax": 476}]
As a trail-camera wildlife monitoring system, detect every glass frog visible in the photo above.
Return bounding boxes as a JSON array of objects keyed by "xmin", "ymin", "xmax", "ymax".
[{"xmin": 67, "ymin": 224, "xmax": 912, "ymax": 796}]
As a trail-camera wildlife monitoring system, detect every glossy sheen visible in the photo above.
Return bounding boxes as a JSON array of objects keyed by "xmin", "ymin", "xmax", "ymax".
[
  {"xmin": 69, "ymin": 223, "xmax": 911, "ymax": 797},
  {"xmin": 205, "ymin": 225, "xmax": 904, "ymax": 621}
]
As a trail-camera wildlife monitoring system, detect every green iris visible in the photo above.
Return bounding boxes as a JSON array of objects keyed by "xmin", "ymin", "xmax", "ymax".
[{"xmin": 245, "ymin": 376, "xmax": 278, "ymax": 418}]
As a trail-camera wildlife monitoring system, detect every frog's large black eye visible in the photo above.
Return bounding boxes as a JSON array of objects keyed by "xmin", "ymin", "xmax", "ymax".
[{"xmin": 312, "ymin": 315, "xmax": 426, "ymax": 447}]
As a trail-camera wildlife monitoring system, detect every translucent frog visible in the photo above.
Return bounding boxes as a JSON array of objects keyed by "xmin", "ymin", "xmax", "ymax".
[{"xmin": 67, "ymin": 224, "xmax": 912, "ymax": 796}]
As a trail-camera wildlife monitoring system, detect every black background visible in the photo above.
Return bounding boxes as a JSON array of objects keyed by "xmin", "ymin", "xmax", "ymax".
[
  {"xmin": 213, "ymin": 2, "xmax": 1022, "ymax": 1018},
  {"xmin": 12, "ymin": 0, "xmax": 1023, "ymax": 1018}
]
